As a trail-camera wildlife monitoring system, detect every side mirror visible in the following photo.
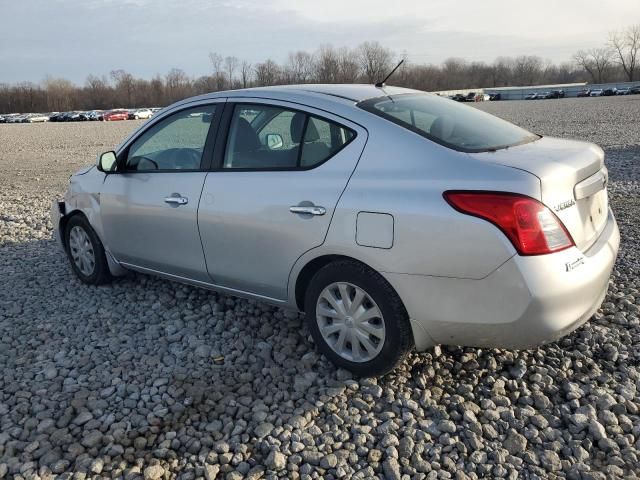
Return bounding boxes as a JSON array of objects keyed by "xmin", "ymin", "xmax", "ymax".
[
  {"xmin": 266, "ymin": 133, "xmax": 284, "ymax": 150},
  {"xmin": 97, "ymin": 151, "xmax": 117, "ymax": 172}
]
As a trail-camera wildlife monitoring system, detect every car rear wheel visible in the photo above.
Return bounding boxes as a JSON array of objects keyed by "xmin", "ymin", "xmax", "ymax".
[
  {"xmin": 64, "ymin": 215, "xmax": 112, "ymax": 285},
  {"xmin": 304, "ymin": 260, "xmax": 413, "ymax": 376}
]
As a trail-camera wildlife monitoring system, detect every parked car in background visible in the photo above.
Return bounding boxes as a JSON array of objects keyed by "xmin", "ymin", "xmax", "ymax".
[
  {"xmin": 66, "ymin": 112, "xmax": 83, "ymax": 121},
  {"xmin": 488, "ymin": 93, "xmax": 501, "ymax": 101},
  {"xmin": 590, "ymin": 89, "xmax": 604, "ymax": 97},
  {"xmin": 52, "ymin": 84, "xmax": 619, "ymax": 375},
  {"xmin": 450, "ymin": 94, "xmax": 466, "ymax": 102},
  {"xmin": 602, "ymin": 88, "xmax": 617, "ymax": 96},
  {"xmin": 103, "ymin": 110, "xmax": 129, "ymax": 121},
  {"xmin": 88, "ymin": 110, "xmax": 104, "ymax": 121},
  {"xmin": 616, "ymin": 88, "xmax": 630, "ymax": 95},
  {"xmin": 577, "ymin": 89, "xmax": 591, "ymax": 97},
  {"xmin": 548, "ymin": 90, "xmax": 565, "ymax": 99},
  {"xmin": 49, "ymin": 112, "xmax": 66, "ymax": 122},
  {"xmin": 25, "ymin": 113, "xmax": 50, "ymax": 123},
  {"xmin": 525, "ymin": 92, "xmax": 538, "ymax": 100},
  {"xmin": 0, "ymin": 113, "xmax": 20, "ymax": 123},
  {"xmin": 129, "ymin": 108, "xmax": 153, "ymax": 120}
]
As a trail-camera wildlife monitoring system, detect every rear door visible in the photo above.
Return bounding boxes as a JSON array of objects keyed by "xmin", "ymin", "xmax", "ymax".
[
  {"xmin": 198, "ymin": 100, "xmax": 367, "ymax": 300},
  {"xmin": 472, "ymin": 136, "xmax": 609, "ymax": 251},
  {"xmin": 100, "ymin": 102, "xmax": 222, "ymax": 281}
]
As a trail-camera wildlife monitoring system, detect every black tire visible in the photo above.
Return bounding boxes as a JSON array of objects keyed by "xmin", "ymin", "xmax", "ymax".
[
  {"xmin": 304, "ymin": 259, "xmax": 413, "ymax": 376},
  {"xmin": 64, "ymin": 215, "xmax": 112, "ymax": 285}
]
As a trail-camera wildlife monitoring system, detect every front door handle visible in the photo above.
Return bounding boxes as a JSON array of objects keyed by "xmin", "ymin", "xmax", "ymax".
[
  {"xmin": 164, "ymin": 195, "xmax": 188, "ymax": 206},
  {"xmin": 290, "ymin": 205, "xmax": 326, "ymax": 216}
]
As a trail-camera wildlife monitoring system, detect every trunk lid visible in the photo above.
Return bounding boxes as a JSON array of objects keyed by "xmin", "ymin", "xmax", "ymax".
[{"xmin": 469, "ymin": 136, "xmax": 608, "ymax": 251}]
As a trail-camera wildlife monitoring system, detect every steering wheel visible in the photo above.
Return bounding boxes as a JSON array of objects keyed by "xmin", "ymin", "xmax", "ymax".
[
  {"xmin": 135, "ymin": 156, "xmax": 159, "ymax": 171},
  {"xmin": 180, "ymin": 148, "xmax": 202, "ymax": 169}
]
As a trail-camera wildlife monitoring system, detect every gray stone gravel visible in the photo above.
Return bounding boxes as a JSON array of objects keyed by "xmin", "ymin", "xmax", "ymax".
[{"xmin": 1, "ymin": 98, "xmax": 639, "ymax": 479}]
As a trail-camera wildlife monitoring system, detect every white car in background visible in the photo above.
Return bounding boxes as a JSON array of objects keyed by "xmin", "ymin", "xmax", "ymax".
[
  {"xmin": 26, "ymin": 113, "xmax": 50, "ymax": 123},
  {"xmin": 590, "ymin": 89, "xmax": 604, "ymax": 97},
  {"xmin": 130, "ymin": 108, "xmax": 153, "ymax": 120}
]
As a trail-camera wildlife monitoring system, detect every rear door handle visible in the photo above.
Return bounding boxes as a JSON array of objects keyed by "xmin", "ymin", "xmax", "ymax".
[
  {"xmin": 290, "ymin": 205, "xmax": 326, "ymax": 216},
  {"xmin": 164, "ymin": 195, "xmax": 188, "ymax": 205}
]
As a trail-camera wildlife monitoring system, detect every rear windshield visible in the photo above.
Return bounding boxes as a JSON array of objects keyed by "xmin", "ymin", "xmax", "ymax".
[{"xmin": 358, "ymin": 93, "xmax": 539, "ymax": 152}]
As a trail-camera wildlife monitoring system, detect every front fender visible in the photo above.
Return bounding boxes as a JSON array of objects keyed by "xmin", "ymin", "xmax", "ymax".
[{"xmin": 57, "ymin": 168, "xmax": 127, "ymax": 276}]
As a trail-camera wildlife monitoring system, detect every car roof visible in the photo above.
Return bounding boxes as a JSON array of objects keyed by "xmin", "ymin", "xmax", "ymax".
[{"xmin": 184, "ymin": 84, "xmax": 422, "ymax": 106}]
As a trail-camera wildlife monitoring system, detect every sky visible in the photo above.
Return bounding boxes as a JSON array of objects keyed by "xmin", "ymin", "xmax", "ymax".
[{"xmin": 1, "ymin": 0, "xmax": 638, "ymax": 84}]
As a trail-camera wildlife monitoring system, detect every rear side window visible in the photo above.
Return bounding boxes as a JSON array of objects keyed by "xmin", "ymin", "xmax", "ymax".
[
  {"xmin": 223, "ymin": 104, "xmax": 355, "ymax": 169},
  {"xmin": 358, "ymin": 93, "xmax": 538, "ymax": 152},
  {"xmin": 301, "ymin": 117, "xmax": 355, "ymax": 167}
]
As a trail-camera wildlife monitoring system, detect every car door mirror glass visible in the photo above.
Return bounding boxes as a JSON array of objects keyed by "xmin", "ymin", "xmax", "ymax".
[
  {"xmin": 266, "ymin": 133, "xmax": 284, "ymax": 150},
  {"xmin": 98, "ymin": 151, "xmax": 117, "ymax": 172}
]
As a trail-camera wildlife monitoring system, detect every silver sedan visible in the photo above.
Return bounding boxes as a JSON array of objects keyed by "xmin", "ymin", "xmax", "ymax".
[{"xmin": 52, "ymin": 84, "xmax": 620, "ymax": 376}]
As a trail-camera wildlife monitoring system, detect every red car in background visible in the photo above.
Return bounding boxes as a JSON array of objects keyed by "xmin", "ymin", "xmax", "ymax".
[{"xmin": 103, "ymin": 110, "xmax": 129, "ymax": 121}]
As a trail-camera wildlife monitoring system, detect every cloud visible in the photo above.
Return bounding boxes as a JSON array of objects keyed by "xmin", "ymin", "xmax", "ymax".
[{"xmin": 0, "ymin": 0, "xmax": 637, "ymax": 83}]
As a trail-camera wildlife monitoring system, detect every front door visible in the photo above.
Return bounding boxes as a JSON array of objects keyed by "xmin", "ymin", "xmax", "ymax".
[
  {"xmin": 100, "ymin": 103, "xmax": 221, "ymax": 281},
  {"xmin": 198, "ymin": 100, "xmax": 367, "ymax": 300}
]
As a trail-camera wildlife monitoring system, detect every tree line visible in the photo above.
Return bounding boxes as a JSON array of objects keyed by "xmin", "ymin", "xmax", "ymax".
[{"xmin": 1, "ymin": 25, "xmax": 638, "ymax": 114}]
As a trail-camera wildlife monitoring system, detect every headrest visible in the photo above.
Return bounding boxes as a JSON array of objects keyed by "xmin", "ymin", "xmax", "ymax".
[
  {"xmin": 430, "ymin": 116, "xmax": 455, "ymax": 141},
  {"xmin": 290, "ymin": 113, "xmax": 320, "ymax": 143},
  {"xmin": 233, "ymin": 117, "xmax": 260, "ymax": 152}
]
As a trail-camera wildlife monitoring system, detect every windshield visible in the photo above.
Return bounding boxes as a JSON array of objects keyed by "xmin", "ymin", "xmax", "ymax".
[{"xmin": 358, "ymin": 93, "xmax": 539, "ymax": 152}]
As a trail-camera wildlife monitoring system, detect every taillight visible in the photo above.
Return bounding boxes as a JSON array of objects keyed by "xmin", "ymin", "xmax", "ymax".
[{"xmin": 443, "ymin": 191, "xmax": 574, "ymax": 256}]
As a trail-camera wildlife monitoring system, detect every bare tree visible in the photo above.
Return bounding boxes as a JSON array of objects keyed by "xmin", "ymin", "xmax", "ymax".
[
  {"xmin": 209, "ymin": 52, "xmax": 225, "ymax": 90},
  {"xmin": 110, "ymin": 69, "xmax": 136, "ymax": 106},
  {"xmin": 149, "ymin": 75, "xmax": 165, "ymax": 105},
  {"xmin": 254, "ymin": 60, "xmax": 280, "ymax": 86},
  {"xmin": 574, "ymin": 48, "xmax": 613, "ymax": 83},
  {"xmin": 286, "ymin": 51, "xmax": 315, "ymax": 83},
  {"xmin": 3, "ymin": 38, "xmax": 638, "ymax": 115},
  {"xmin": 165, "ymin": 68, "xmax": 191, "ymax": 103},
  {"xmin": 240, "ymin": 61, "xmax": 252, "ymax": 88},
  {"xmin": 440, "ymin": 58, "xmax": 467, "ymax": 89},
  {"xmin": 512, "ymin": 56, "xmax": 544, "ymax": 85},
  {"xmin": 357, "ymin": 41, "xmax": 393, "ymax": 83},
  {"xmin": 193, "ymin": 75, "xmax": 217, "ymax": 95},
  {"xmin": 84, "ymin": 75, "xmax": 111, "ymax": 109},
  {"xmin": 43, "ymin": 76, "xmax": 76, "ymax": 111},
  {"xmin": 610, "ymin": 24, "xmax": 640, "ymax": 82},
  {"xmin": 224, "ymin": 56, "xmax": 239, "ymax": 88},
  {"xmin": 315, "ymin": 45, "xmax": 340, "ymax": 83},
  {"xmin": 336, "ymin": 47, "xmax": 360, "ymax": 83},
  {"xmin": 490, "ymin": 57, "xmax": 514, "ymax": 87}
]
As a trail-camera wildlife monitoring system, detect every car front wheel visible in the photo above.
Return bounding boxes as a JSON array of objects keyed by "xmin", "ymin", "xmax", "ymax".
[
  {"xmin": 304, "ymin": 260, "xmax": 413, "ymax": 376},
  {"xmin": 64, "ymin": 215, "xmax": 112, "ymax": 285}
]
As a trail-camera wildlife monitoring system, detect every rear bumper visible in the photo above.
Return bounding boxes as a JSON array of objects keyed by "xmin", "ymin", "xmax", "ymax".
[{"xmin": 385, "ymin": 208, "xmax": 620, "ymax": 351}]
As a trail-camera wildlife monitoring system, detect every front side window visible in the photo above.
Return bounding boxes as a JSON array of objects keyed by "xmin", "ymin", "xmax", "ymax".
[
  {"xmin": 224, "ymin": 104, "xmax": 355, "ymax": 169},
  {"xmin": 125, "ymin": 105, "xmax": 217, "ymax": 171},
  {"xmin": 358, "ymin": 93, "xmax": 538, "ymax": 152}
]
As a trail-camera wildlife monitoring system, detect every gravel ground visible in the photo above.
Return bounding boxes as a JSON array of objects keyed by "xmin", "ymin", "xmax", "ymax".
[{"xmin": 1, "ymin": 97, "xmax": 639, "ymax": 480}]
